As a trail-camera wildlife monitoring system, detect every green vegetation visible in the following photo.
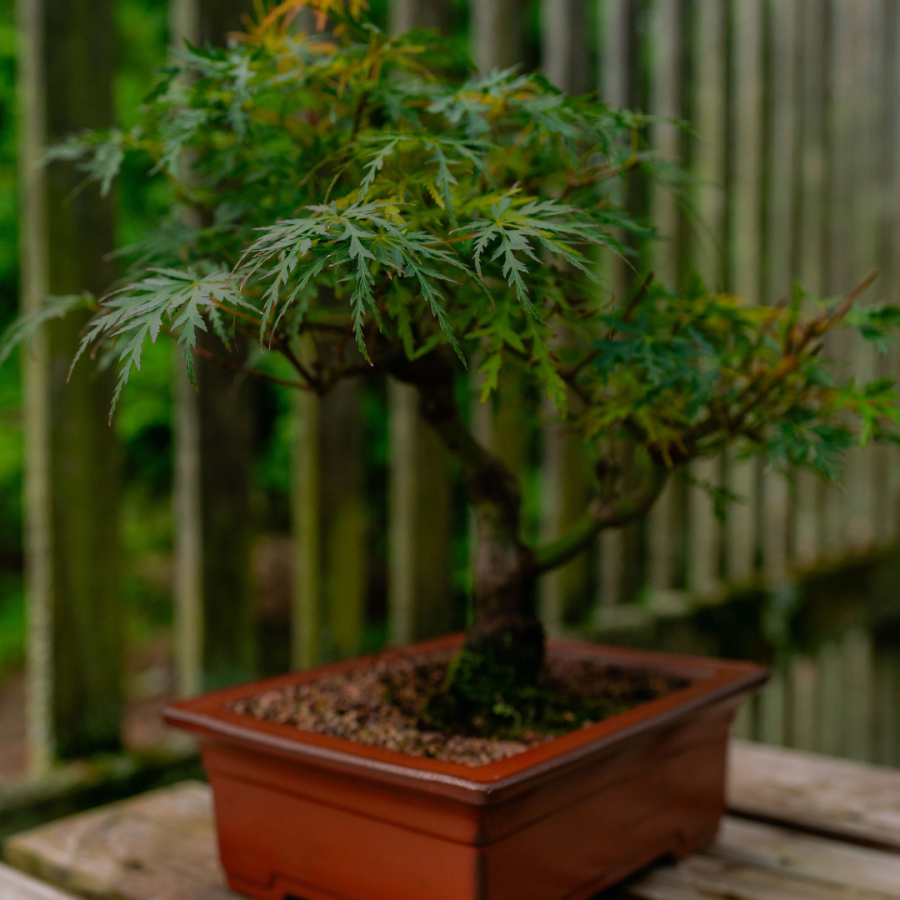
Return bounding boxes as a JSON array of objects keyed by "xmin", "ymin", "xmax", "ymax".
[{"xmin": 4, "ymin": 0, "xmax": 900, "ymax": 726}]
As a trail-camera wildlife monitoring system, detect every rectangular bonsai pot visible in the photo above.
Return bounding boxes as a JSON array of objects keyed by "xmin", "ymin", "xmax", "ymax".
[{"xmin": 164, "ymin": 636, "xmax": 767, "ymax": 900}]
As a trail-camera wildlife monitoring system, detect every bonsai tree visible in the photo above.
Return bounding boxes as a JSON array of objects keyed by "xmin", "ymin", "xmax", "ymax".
[{"xmin": 6, "ymin": 0, "xmax": 900, "ymax": 728}]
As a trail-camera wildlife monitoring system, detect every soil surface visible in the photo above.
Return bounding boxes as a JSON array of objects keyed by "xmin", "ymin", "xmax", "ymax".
[{"xmin": 230, "ymin": 649, "xmax": 689, "ymax": 767}]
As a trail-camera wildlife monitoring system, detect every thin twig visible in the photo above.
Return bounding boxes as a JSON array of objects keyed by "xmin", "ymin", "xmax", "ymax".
[{"xmin": 192, "ymin": 345, "xmax": 308, "ymax": 390}]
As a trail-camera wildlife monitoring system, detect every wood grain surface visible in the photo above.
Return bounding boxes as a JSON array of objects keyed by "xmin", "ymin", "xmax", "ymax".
[
  {"xmin": 0, "ymin": 862, "xmax": 76, "ymax": 899},
  {"xmin": 619, "ymin": 818, "xmax": 900, "ymax": 899},
  {"xmin": 4, "ymin": 742, "xmax": 900, "ymax": 900},
  {"xmin": 4, "ymin": 782, "xmax": 234, "ymax": 900},
  {"xmin": 728, "ymin": 739, "xmax": 900, "ymax": 850}
]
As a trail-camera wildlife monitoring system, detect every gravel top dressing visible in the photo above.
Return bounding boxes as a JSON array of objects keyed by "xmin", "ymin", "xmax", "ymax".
[{"xmin": 230, "ymin": 650, "xmax": 689, "ymax": 767}]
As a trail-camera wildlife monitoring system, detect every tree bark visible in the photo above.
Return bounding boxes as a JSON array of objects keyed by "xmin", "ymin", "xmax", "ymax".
[
  {"xmin": 19, "ymin": 0, "xmax": 123, "ymax": 765},
  {"xmin": 389, "ymin": 352, "xmax": 544, "ymax": 678}
]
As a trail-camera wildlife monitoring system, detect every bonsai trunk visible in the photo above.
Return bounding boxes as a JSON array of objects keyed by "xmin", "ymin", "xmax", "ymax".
[{"xmin": 389, "ymin": 352, "xmax": 545, "ymax": 693}]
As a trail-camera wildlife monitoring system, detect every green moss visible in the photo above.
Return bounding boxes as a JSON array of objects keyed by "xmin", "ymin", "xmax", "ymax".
[{"xmin": 423, "ymin": 646, "xmax": 634, "ymax": 740}]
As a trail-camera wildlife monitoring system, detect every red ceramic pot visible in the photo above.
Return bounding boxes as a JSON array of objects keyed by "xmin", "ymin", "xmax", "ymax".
[{"xmin": 164, "ymin": 635, "xmax": 767, "ymax": 900}]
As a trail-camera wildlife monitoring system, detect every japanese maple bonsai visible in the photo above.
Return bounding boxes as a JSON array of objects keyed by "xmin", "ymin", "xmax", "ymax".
[{"xmin": 6, "ymin": 0, "xmax": 900, "ymax": 735}]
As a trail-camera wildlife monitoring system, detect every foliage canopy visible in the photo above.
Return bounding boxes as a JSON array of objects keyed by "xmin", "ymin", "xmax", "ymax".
[{"xmin": 5, "ymin": 0, "xmax": 900, "ymax": 583}]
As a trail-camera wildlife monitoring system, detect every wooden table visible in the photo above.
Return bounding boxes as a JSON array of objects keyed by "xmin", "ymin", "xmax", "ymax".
[{"xmin": 5, "ymin": 740, "xmax": 900, "ymax": 900}]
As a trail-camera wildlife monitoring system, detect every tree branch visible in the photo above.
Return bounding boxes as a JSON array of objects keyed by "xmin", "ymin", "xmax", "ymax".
[
  {"xmin": 192, "ymin": 345, "xmax": 308, "ymax": 390},
  {"xmin": 533, "ymin": 460, "xmax": 669, "ymax": 575},
  {"xmin": 388, "ymin": 350, "xmax": 524, "ymax": 532}
]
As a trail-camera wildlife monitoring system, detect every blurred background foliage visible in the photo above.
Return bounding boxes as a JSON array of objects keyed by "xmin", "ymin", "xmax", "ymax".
[{"xmin": 0, "ymin": 0, "xmax": 552, "ymax": 674}]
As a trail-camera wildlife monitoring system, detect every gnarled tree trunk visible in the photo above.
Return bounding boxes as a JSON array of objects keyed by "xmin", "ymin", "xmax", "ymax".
[{"xmin": 389, "ymin": 351, "xmax": 544, "ymax": 685}]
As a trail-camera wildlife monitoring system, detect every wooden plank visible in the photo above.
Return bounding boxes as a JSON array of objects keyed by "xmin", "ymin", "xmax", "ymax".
[
  {"xmin": 595, "ymin": 0, "xmax": 634, "ymax": 608},
  {"xmin": 728, "ymin": 740, "xmax": 900, "ymax": 851},
  {"xmin": 842, "ymin": 627, "xmax": 874, "ymax": 762},
  {"xmin": 20, "ymin": 0, "xmax": 124, "ymax": 763},
  {"xmin": 755, "ymin": 669, "xmax": 785, "ymax": 746},
  {"xmin": 17, "ymin": 0, "xmax": 53, "ymax": 778},
  {"xmin": 540, "ymin": 408, "xmax": 592, "ymax": 634},
  {"xmin": 388, "ymin": 381, "xmax": 452, "ymax": 645},
  {"xmin": 542, "ymin": 0, "xmax": 590, "ymax": 94},
  {"xmin": 842, "ymin": 0, "xmax": 880, "ymax": 554},
  {"xmin": 292, "ymin": 388, "xmax": 321, "ymax": 669},
  {"xmin": 470, "ymin": 0, "xmax": 527, "ymax": 73},
  {"xmin": 0, "ymin": 863, "xmax": 76, "ymax": 900},
  {"xmin": 646, "ymin": 0, "xmax": 683, "ymax": 595},
  {"xmin": 791, "ymin": 0, "xmax": 827, "ymax": 569},
  {"xmin": 293, "ymin": 381, "xmax": 367, "ymax": 666},
  {"xmin": 819, "ymin": 0, "xmax": 857, "ymax": 559},
  {"xmin": 4, "ymin": 783, "xmax": 235, "ymax": 900},
  {"xmin": 759, "ymin": 0, "xmax": 798, "ymax": 580},
  {"xmin": 539, "ymin": 0, "xmax": 593, "ymax": 632},
  {"xmin": 171, "ymin": 0, "xmax": 258, "ymax": 695},
  {"xmin": 170, "ymin": 0, "xmax": 204, "ymax": 701},
  {"xmin": 649, "ymin": 0, "xmax": 682, "ymax": 283},
  {"xmin": 389, "ymin": 0, "xmax": 452, "ymax": 33},
  {"xmin": 622, "ymin": 816, "xmax": 900, "ymax": 899},
  {"xmin": 886, "ymin": 1, "xmax": 900, "ymax": 548},
  {"xmin": 9, "ymin": 746, "xmax": 900, "ymax": 900},
  {"xmin": 726, "ymin": 0, "xmax": 764, "ymax": 585},
  {"xmin": 873, "ymin": 644, "xmax": 900, "ymax": 767},
  {"xmin": 788, "ymin": 655, "xmax": 817, "ymax": 752},
  {"xmin": 816, "ymin": 638, "xmax": 844, "ymax": 757},
  {"xmin": 687, "ymin": 0, "xmax": 727, "ymax": 599},
  {"xmin": 867, "ymin": 0, "xmax": 894, "ymax": 550},
  {"xmin": 599, "ymin": 0, "xmax": 630, "ymax": 108},
  {"xmin": 386, "ymin": 0, "xmax": 455, "ymax": 652},
  {"xmin": 730, "ymin": 699, "xmax": 753, "ymax": 741},
  {"xmin": 598, "ymin": 529, "xmax": 624, "ymax": 608}
]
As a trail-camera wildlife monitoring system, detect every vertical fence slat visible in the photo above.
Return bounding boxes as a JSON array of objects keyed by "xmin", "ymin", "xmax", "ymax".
[
  {"xmin": 18, "ymin": 0, "xmax": 53, "ymax": 773},
  {"xmin": 874, "ymin": 0, "xmax": 898, "ymax": 548},
  {"xmin": 596, "ymin": 0, "xmax": 633, "ymax": 606},
  {"xmin": 688, "ymin": 0, "xmax": 727, "ymax": 598},
  {"xmin": 293, "ymin": 382, "xmax": 367, "ymax": 666},
  {"xmin": 757, "ymin": 671, "xmax": 787, "ymax": 746},
  {"xmin": 788, "ymin": 656, "xmax": 818, "ymax": 751},
  {"xmin": 816, "ymin": 639, "xmax": 843, "ymax": 756},
  {"xmin": 872, "ymin": 644, "xmax": 899, "ymax": 766},
  {"xmin": 843, "ymin": 1, "xmax": 880, "ymax": 554},
  {"xmin": 471, "ymin": 0, "xmax": 528, "ymax": 73},
  {"xmin": 842, "ymin": 627, "xmax": 874, "ymax": 762},
  {"xmin": 19, "ymin": 0, "xmax": 124, "ymax": 763},
  {"xmin": 888, "ymin": 1, "xmax": 900, "ymax": 547},
  {"xmin": 542, "ymin": 0, "xmax": 591, "ymax": 94},
  {"xmin": 170, "ymin": 1, "xmax": 203, "ymax": 699},
  {"xmin": 171, "ymin": 0, "xmax": 258, "ymax": 696},
  {"xmin": 173, "ymin": 364, "xmax": 203, "ymax": 696},
  {"xmin": 387, "ymin": 0, "xmax": 455, "ymax": 650},
  {"xmin": 821, "ymin": 0, "xmax": 857, "ymax": 559},
  {"xmin": 727, "ymin": 0, "xmax": 764, "ymax": 584},
  {"xmin": 760, "ymin": 0, "xmax": 798, "ymax": 581},
  {"xmin": 389, "ymin": 0, "xmax": 451, "ymax": 33},
  {"xmin": 389, "ymin": 382, "xmax": 453, "ymax": 645},
  {"xmin": 540, "ymin": 0, "xmax": 594, "ymax": 633},
  {"xmin": 647, "ymin": 0, "xmax": 682, "ymax": 595},
  {"xmin": 292, "ymin": 389, "xmax": 321, "ymax": 668},
  {"xmin": 792, "ymin": 0, "xmax": 827, "ymax": 569}
]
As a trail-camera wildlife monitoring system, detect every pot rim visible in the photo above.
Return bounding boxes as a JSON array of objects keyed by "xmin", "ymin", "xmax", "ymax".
[{"xmin": 165, "ymin": 636, "xmax": 767, "ymax": 805}]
